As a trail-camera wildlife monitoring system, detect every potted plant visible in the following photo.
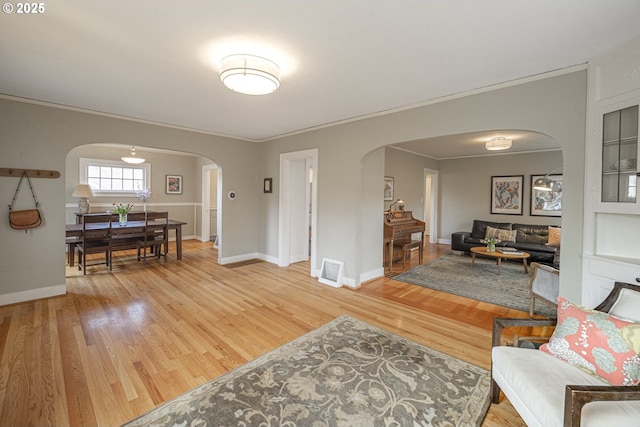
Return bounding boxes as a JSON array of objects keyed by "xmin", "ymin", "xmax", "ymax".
[
  {"xmin": 481, "ymin": 237, "xmax": 500, "ymax": 252},
  {"xmin": 113, "ymin": 203, "xmax": 134, "ymax": 225}
]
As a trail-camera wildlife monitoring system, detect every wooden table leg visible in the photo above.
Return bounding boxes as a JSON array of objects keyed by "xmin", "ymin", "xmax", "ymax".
[
  {"xmin": 176, "ymin": 224, "xmax": 183, "ymax": 260},
  {"xmin": 497, "ymin": 258, "xmax": 502, "ymax": 275},
  {"xmin": 522, "ymin": 258, "xmax": 528, "ymax": 273},
  {"xmin": 471, "ymin": 252, "xmax": 476, "ymax": 267}
]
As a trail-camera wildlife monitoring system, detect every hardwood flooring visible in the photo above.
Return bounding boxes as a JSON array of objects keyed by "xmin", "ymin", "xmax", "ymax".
[{"xmin": 0, "ymin": 241, "xmax": 530, "ymax": 426}]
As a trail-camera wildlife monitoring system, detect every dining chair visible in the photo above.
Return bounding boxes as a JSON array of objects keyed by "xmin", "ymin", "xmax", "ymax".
[
  {"xmin": 77, "ymin": 213, "xmax": 112, "ymax": 275},
  {"xmin": 137, "ymin": 211, "xmax": 169, "ymax": 265}
]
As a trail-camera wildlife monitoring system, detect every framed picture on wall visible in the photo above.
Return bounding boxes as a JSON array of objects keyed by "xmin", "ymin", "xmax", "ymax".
[
  {"xmin": 166, "ymin": 175, "xmax": 183, "ymax": 194},
  {"xmin": 490, "ymin": 175, "xmax": 523, "ymax": 215},
  {"xmin": 530, "ymin": 174, "xmax": 562, "ymax": 216},
  {"xmin": 384, "ymin": 176, "xmax": 394, "ymax": 201}
]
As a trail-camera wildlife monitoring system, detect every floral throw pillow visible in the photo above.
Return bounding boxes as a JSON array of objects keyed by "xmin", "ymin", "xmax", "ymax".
[{"xmin": 540, "ymin": 296, "xmax": 640, "ymax": 385}]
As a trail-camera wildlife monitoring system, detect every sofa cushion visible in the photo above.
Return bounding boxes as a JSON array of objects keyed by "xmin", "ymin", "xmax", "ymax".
[
  {"xmin": 540, "ymin": 297, "xmax": 640, "ymax": 386},
  {"xmin": 492, "ymin": 346, "xmax": 640, "ymax": 427},
  {"xmin": 485, "ymin": 225, "xmax": 517, "ymax": 242},
  {"xmin": 513, "ymin": 223, "xmax": 549, "ymax": 245},
  {"xmin": 470, "ymin": 220, "xmax": 511, "ymax": 239},
  {"xmin": 547, "ymin": 226, "xmax": 562, "ymax": 247},
  {"xmin": 610, "ymin": 288, "xmax": 640, "ymax": 322}
]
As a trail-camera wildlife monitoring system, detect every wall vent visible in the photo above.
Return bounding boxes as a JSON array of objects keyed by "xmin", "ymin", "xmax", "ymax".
[{"xmin": 318, "ymin": 258, "xmax": 344, "ymax": 288}]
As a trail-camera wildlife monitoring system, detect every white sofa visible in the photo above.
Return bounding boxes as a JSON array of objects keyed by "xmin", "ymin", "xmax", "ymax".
[{"xmin": 491, "ymin": 282, "xmax": 640, "ymax": 427}]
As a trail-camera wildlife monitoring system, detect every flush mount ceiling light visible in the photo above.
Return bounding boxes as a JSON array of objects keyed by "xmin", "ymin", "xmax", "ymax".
[
  {"xmin": 485, "ymin": 137, "xmax": 512, "ymax": 151},
  {"xmin": 220, "ymin": 54, "xmax": 280, "ymax": 95},
  {"xmin": 121, "ymin": 146, "xmax": 145, "ymax": 164}
]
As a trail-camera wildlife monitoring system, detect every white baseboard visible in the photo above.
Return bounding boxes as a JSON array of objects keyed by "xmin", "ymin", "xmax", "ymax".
[
  {"xmin": 438, "ymin": 238, "xmax": 452, "ymax": 245},
  {"xmin": 220, "ymin": 252, "xmax": 260, "ymax": 265},
  {"xmin": 0, "ymin": 284, "xmax": 66, "ymax": 306},
  {"xmin": 360, "ymin": 267, "xmax": 384, "ymax": 284}
]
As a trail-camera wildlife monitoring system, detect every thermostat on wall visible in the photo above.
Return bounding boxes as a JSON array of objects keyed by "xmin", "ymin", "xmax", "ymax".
[{"xmin": 228, "ymin": 191, "xmax": 236, "ymax": 200}]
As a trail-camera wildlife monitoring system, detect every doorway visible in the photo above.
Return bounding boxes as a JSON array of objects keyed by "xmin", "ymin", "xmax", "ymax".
[
  {"xmin": 278, "ymin": 149, "xmax": 318, "ymax": 275},
  {"xmin": 202, "ymin": 165, "xmax": 221, "ymax": 254},
  {"xmin": 424, "ymin": 168, "xmax": 438, "ymax": 244}
]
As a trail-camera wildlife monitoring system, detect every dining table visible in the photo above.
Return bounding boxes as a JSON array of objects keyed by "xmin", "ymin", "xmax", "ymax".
[{"xmin": 65, "ymin": 218, "xmax": 187, "ymax": 267}]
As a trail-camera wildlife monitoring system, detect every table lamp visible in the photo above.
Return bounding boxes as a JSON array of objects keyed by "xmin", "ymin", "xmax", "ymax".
[{"xmin": 72, "ymin": 184, "xmax": 94, "ymax": 214}]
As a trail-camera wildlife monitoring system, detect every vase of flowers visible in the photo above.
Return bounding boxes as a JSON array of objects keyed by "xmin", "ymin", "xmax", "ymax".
[
  {"xmin": 481, "ymin": 237, "xmax": 500, "ymax": 252},
  {"xmin": 135, "ymin": 187, "xmax": 152, "ymax": 212},
  {"xmin": 113, "ymin": 203, "xmax": 134, "ymax": 225}
]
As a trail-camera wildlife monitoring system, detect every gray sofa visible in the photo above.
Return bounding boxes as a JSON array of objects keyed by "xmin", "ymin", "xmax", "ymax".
[{"xmin": 451, "ymin": 219, "xmax": 558, "ymax": 266}]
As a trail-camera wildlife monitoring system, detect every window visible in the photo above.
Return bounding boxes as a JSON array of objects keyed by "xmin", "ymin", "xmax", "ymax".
[{"xmin": 80, "ymin": 158, "xmax": 150, "ymax": 196}]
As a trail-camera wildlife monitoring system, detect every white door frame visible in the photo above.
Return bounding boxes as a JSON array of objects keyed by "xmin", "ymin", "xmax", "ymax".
[
  {"xmin": 278, "ymin": 148, "xmax": 318, "ymax": 274},
  {"xmin": 201, "ymin": 164, "xmax": 221, "ymax": 257},
  {"xmin": 424, "ymin": 168, "xmax": 438, "ymax": 244}
]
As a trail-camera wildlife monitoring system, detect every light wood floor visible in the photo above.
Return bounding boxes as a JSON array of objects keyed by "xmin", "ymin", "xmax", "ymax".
[{"xmin": 0, "ymin": 241, "xmax": 531, "ymax": 426}]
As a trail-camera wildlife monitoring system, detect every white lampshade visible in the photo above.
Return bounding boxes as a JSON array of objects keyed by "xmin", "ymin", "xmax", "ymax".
[
  {"xmin": 220, "ymin": 54, "xmax": 280, "ymax": 95},
  {"xmin": 72, "ymin": 184, "xmax": 94, "ymax": 198},
  {"xmin": 485, "ymin": 138, "xmax": 512, "ymax": 151},
  {"xmin": 72, "ymin": 184, "xmax": 94, "ymax": 214}
]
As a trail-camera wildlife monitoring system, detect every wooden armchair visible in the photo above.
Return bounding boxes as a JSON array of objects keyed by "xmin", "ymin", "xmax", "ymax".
[
  {"xmin": 491, "ymin": 282, "xmax": 640, "ymax": 427},
  {"xmin": 529, "ymin": 261, "xmax": 560, "ymax": 317}
]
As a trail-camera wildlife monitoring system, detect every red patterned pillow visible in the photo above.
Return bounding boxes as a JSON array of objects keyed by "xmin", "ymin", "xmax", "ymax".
[{"xmin": 540, "ymin": 296, "xmax": 640, "ymax": 385}]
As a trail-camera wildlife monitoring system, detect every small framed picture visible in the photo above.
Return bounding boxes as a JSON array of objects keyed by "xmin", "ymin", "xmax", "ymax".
[
  {"xmin": 531, "ymin": 174, "xmax": 562, "ymax": 216},
  {"xmin": 264, "ymin": 178, "xmax": 273, "ymax": 193},
  {"xmin": 166, "ymin": 175, "xmax": 183, "ymax": 194},
  {"xmin": 384, "ymin": 176, "xmax": 394, "ymax": 201},
  {"xmin": 490, "ymin": 175, "xmax": 524, "ymax": 215}
]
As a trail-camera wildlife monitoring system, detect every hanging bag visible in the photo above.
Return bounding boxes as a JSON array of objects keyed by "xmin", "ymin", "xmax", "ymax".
[{"xmin": 8, "ymin": 172, "xmax": 42, "ymax": 232}]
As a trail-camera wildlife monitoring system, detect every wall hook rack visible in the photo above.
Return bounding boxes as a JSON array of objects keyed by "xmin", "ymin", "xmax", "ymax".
[{"xmin": 0, "ymin": 168, "xmax": 60, "ymax": 179}]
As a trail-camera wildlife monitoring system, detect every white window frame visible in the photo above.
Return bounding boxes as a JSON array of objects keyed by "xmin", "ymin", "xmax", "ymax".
[{"xmin": 80, "ymin": 158, "xmax": 151, "ymax": 197}]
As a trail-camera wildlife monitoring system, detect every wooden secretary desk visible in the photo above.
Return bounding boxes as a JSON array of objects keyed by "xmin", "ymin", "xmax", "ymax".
[{"xmin": 383, "ymin": 210, "xmax": 425, "ymax": 272}]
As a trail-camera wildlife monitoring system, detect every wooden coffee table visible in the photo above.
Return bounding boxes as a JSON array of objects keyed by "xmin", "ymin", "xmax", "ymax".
[{"xmin": 470, "ymin": 246, "xmax": 530, "ymax": 275}]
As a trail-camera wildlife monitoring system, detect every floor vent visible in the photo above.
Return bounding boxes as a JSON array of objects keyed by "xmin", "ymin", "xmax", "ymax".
[{"xmin": 318, "ymin": 258, "xmax": 344, "ymax": 288}]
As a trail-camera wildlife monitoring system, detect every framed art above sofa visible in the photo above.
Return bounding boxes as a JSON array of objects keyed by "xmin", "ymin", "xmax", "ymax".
[
  {"xmin": 490, "ymin": 175, "xmax": 523, "ymax": 215},
  {"xmin": 530, "ymin": 174, "xmax": 562, "ymax": 216}
]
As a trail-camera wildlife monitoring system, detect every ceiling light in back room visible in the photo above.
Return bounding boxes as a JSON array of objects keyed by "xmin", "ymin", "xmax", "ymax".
[{"xmin": 485, "ymin": 137, "xmax": 512, "ymax": 151}]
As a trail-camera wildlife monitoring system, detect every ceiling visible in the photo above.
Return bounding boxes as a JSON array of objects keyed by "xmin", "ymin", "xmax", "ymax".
[{"xmin": 2, "ymin": 1, "xmax": 640, "ymax": 158}]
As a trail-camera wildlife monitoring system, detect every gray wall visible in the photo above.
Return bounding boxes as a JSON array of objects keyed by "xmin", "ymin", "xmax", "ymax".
[
  {"xmin": 438, "ymin": 151, "xmax": 563, "ymax": 239},
  {"xmin": 65, "ymin": 144, "xmax": 212, "ymax": 237},
  {"xmin": 0, "ymin": 68, "xmax": 586, "ymax": 304},
  {"xmin": 259, "ymin": 70, "xmax": 586, "ymax": 301},
  {"xmin": 0, "ymin": 98, "xmax": 257, "ymax": 302},
  {"xmin": 383, "ymin": 148, "xmax": 439, "ymax": 218}
]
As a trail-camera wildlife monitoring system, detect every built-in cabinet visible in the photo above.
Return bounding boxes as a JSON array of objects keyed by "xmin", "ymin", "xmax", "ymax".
[
  {"xmin": 583, "ymin": 38, "xmax": 640, "ymax": 307},
  {"xmin": 601, "ymin": 105, "xmax": 639, "ymax": 203}
]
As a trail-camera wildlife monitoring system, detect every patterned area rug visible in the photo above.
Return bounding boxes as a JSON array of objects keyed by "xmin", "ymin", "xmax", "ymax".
[
  {"xmin": 394, "ymin": 254, "xmax": 556, "ymax": 317},
  {"xmin": 123, "ymin": 315, "xmax": 490, "ymax": 427}
]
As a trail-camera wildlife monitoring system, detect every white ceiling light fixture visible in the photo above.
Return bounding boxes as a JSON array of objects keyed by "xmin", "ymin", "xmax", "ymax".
[
  {"xmin": 485, "ymin": 137, "xmax": 512, "ymax": 151},
  {"xmin": 220, "ymin": 54, "xmax": 280, "ymax": 95},
  {"xmin": 121, "ymin": 146, "xmax": 145, "ymax": 164}
]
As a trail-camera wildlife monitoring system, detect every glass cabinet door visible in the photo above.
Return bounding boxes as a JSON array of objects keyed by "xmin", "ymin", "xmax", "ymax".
[{"xmin": 602, "ymin": 105, "xmax": 639, "ymax": 203}]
